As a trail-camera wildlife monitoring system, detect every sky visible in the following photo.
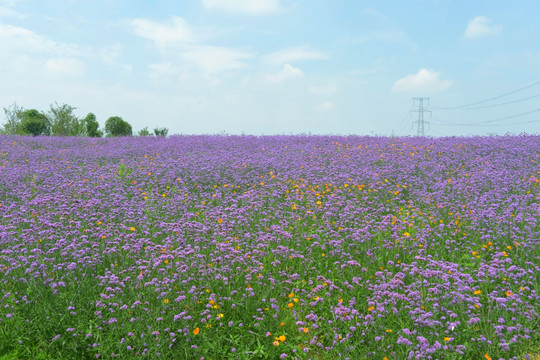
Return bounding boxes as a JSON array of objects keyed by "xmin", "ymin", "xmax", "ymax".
[{"xmin": 1, "ymin": 0, "xmax": 540, "ymax": 136}]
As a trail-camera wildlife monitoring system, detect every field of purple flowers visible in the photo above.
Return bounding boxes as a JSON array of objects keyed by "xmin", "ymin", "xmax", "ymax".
[{"xmin": 0, "ymin": 134, "xmax": 538, "ymax": 360}]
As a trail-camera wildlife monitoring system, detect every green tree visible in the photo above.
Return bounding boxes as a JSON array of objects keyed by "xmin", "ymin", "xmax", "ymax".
[
  {"xmin": 82, "ymin": 113, "xmax": 102, "ymax": 137},
  {"xmin": 105, "ymin": 116, "xmax": 132, "ymax": 137},
  {"xmin": 138, "ymin": 127, "xmax": 151, "ymax": 136},
  {"xmin": 47, "ymin": 102, "xmax": 83, "ymax": 136},
  {"xmin": 1, "ymin": 103, "xmax": 25, "ymax": 135},
  {"xmin": 20, "ymin": 109, "xmax": 50, "ymax": 136},
  {"xmin": 153, "ymin": 127, "xmax": 169, "ymax": 137}
]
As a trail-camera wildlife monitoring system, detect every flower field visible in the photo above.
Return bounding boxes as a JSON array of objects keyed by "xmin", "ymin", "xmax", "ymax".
[{"xmin": 0, "ymin": 134, "xmax": 538, "ymax": 359}]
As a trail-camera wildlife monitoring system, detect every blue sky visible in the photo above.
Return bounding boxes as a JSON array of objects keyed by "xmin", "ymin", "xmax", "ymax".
[{"xmin": 1, "ymin": 0, "xmax": 540, "ymax": 136}]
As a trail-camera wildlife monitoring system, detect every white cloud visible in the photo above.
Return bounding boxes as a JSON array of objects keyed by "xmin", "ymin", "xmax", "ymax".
[
  {"xmin": 44, "ymin": 57, "xmax": 86, "ymax": 77},
  {"xmin": 465, "ymin": 16, "xmax": 502, "ymax": 39},
  {"xmin": 131, "ymin": 16, "xmax": 195, "ymax": 45},
  {"xmin": 130, "ymin": 16, "xmax": 252, "ymax": 77},
  {"xmin": 0, "ymin": 5, "xmax": 20, "ymax": 18},
  {"xmin": 99, "ymin": 44, "xmax": 123, "ymax": 63},
  {"xmin": 264, "ymin": 63, "xmax": 303, "ymax": 83},
  {"xmin": 263, "ymin": 46, "xmax": 327, "ymax": 66},
  {"xmin": 309, "ymin": 83, "xmax": 338, "ymax": 95},
  {"xmin": 201, "ymin": 0, "xmax": 284, "ymax": 15},
  {"xmin": 392, "ymin": 68, "xmax": 452, "ymax": 93},
  {"xmin": 316, "ymin": 102, "xmax": 334, "ymax": 111},
  {"xmin": 180, "ymin": 45, "xmax": 252, "ymax": 76},
  {"xmin": 148, "ymin": 62, "xmax": 178, "ymax": 80},
  {"xmin": 0, "ymin": 23, "xmax": 83, "ymax": 56}
]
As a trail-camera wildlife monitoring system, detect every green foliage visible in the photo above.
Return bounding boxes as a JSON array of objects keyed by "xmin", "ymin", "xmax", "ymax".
[
  {"xmin": 138, "ymin": 126, "xmax": 151, "ymax": 136},
  {"xmin": 1, "ymin": 103, "xmax": 25, "ymax": 135},
  {"xmin": 47, "ymin": 102, "xmax": 83, "ymax": 136},
  {"xmin": 81, "ymin": 113, "xmax": 102, "ymax": 137},
  {"xmin": 105, "ymin": 116, "xmax": 132, "ymax": 137},
  {"xmin": 153, "ymin": 127, "xmax": 169, "ymax": 137},
  {"xmin": 20, "ymin": 109, "xmax": 50, "ymax": 136}
]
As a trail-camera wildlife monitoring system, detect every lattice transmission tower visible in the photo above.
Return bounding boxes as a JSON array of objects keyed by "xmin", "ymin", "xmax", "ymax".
[{"xmin": 411, "ymin": 97, "xmax": 431, "ymax": 136}]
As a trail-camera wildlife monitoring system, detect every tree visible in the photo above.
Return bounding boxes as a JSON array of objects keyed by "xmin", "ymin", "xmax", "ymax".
[
  {"xmin": 1, "ymin": 103, "xmax": 25, "ymax": 135},
  {"xmin": 153, "ymin": 127, "xmax": 169, "ymax": 137},
  {"xmin": 47, "ymin": 102, "xmax": 83, "ymax": 136},
  {"xmin": 105, "ymin": 116, "xmax": 132, "ymax": 137},
  {"xmin": 82, "ymin": 113, "xmax": 102, "ymax": 137},
  {"xmin": 138, "ymin": 127, "xmax": 151, "ymax": 136},
  {"xmin": 20, "ymin": 109, "xmax": 50, "ymax": 136}
]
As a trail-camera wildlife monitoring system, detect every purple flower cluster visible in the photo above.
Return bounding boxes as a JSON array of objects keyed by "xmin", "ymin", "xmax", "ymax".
[{"xmin": 0, "ymin": 134, "xmax": 538, "ymax": 359}]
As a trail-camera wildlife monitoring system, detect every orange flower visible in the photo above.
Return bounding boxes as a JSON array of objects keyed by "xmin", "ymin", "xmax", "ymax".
[
  {"xmin": 485, "ymin": 353, "xmax": 492, "ymax": 360},
  {"xmin": 287, "ymin": 303, "xmax": 294, "ymax": 308},
  {"xmin": 193, "ymin": 327, "xmax": 200, "ymax": 335},
  {"xmin": 278, "ymin": 335, "xmax": 286, "ymax": 342},
  {"xmin": 474, "ymin": 290, "xmax": 482, "ymax": 295}
]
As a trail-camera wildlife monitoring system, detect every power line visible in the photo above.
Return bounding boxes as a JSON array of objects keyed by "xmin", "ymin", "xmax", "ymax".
[
  {"xmin": 434, "ymin": 93, "xmax": 540, "ymax": 110},
  {"xmin": 437, "ymin": 80, "xmax": 540, "ymax": 109}
]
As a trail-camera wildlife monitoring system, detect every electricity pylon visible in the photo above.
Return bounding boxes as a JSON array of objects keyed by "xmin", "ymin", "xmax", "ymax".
[{"xmin": 411, "ymin": 97, "xmax": 431, "ymax": 136}]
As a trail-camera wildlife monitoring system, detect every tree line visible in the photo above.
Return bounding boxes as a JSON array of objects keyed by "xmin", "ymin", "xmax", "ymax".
[{"xmin": 0, "ymin": 103, "xmax": 169, "ymax": 137}]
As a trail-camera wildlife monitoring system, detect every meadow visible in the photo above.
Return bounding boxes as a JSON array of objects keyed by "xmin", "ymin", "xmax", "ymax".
[{"xmin": 0, "ymin": 134, "xmax": 538, "ymax": 360}]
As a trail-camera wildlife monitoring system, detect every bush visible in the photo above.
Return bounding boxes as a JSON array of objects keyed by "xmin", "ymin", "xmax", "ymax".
[
  {"xmin": 20, "ymin": 109, "xmax": 50, "ymax": 136},
  {"xmin": 105, "ymin": 116, "xmax": 132, "ymax": 137},
  {"xmin": 82, "ymin": 113, "xmax": 102, "ymax": 137},
  {"xmin": 138, "ymin": 127, "xmax": 151, "ymax": 136},
  {"xmin": 154, "ymin": 127, "xmax": 168, "ymax": 137},
  {"xmin": 47, "ymin": 102, "xmax": 83, "ymax": 136}
]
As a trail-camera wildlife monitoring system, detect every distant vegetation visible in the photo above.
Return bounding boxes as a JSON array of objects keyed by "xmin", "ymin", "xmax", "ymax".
[{"xmin": 0, "ymin": 102, "xmax": 168, "ymax": 138}]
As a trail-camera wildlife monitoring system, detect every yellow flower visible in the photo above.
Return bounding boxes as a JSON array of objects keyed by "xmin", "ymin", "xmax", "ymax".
[
  {"xmin": 217, "ymin": 313, "xmax": 224, "ymax": 318},
  {"xmin": 444, "ymin": 337, "xmax": 450, "ymax": 341},
  {"xmin": 280, "ymin": 322, "xmax": 285, "ymax": 327},
  {"xmin": 474, "ymin": 290, "xmax": 482, "ymax": 295},
  {"xmin": 273, "ymin": 341, "xmax": 279, "ymax": 346},
  {"xmin": 130, "ymin": 227, "xmax": 135, "ymax": 231},
  {"xmin": 293, "ymin": 298, "xmax": 299, "ymax": 303},
  {"xmin": 403, "ymin": 232, "xmax": 410, "ymax": 237},
  {"xmin": 164, "ymin": 299, "xmax": 169, "ymax": 304},
  {"xmin": 386, "ymin": 329, "xmax": 392, "ymax": 333},
  {"xmin": 278, "ymin": 335, "xmax": 286, "ymax": 342}
]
